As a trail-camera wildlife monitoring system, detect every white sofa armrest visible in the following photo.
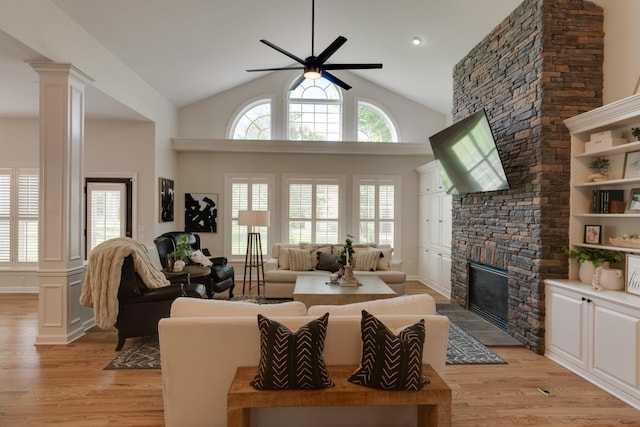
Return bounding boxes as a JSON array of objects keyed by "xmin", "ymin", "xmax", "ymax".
[
  {"xmin": 265, "ymin": 258, "xmax": 279, "ymax": 272},
  {"xmin": 390, "ymin": 260, "xmax": 402, "ymax": 271}
]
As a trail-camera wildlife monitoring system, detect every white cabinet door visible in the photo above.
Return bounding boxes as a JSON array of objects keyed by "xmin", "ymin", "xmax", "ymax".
[
  {"xmin": 546, "ymin": 287, "xmax": 588, "ymax": 369},
  {"xmin": 591, "ymin": 299, "xmax": 640, "ymax": 393},
  {"xmin": 418, "ymin": 194, "xmax": 428, "ymax": 248},
  {"xmin": 441, "ymin": 193, "xmax": 452, "ymax": 251}
]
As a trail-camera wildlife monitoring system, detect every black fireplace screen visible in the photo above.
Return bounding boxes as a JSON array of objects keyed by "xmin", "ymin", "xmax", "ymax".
[{"xmin": 468, "ymin": 261, "xmax": 508, "ymax": 331}]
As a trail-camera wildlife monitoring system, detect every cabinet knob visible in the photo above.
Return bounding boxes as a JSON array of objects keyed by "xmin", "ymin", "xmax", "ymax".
[{"xmin": 581, "ymin": 297, "xmax": 592, "ymax": 303}]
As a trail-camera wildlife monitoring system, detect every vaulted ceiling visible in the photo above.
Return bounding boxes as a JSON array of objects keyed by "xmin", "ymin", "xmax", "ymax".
[{"xmin": 0, "ymin": 0, "xmax": 523, "ymax": 119}]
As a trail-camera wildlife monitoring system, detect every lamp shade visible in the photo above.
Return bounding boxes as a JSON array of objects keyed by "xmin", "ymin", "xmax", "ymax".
[{"xmin": 238, "ymin": 210, "xmax": 269, "ymax": 227}]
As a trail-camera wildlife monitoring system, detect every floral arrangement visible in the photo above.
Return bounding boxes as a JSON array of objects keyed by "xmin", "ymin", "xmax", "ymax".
[{"xmin": 337, "ymin": 234, "xmax": 355, "ymax": 267}]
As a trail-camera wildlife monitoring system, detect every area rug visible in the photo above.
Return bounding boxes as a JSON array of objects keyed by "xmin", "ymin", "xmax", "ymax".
[
  {"xmin": 105, "ymin": 319, "xmax": 505, "ymax": 369},
  {"xmin": 445, "ymin": 321, "xmax": 506, "ymax": 365}
]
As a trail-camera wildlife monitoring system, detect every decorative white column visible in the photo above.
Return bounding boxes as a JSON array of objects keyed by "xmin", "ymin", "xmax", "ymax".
[{"xmin": 28, "ymin": 62, "xmax": 94, "ymax": 345}]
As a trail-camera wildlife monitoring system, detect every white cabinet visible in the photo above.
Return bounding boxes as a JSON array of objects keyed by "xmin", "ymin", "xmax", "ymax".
[
  {"xmin": 545, "ymin": 280, "xmax": 640, "ymax": 409},
  {"xmin": 416, "ymin": 162, "xmax": 452, "ymax": 298}
]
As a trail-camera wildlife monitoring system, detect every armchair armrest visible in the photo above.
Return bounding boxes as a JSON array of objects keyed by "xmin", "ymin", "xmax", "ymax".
[
  {"xmin": 390, "ymin": 260, "xmax": 403, "ymax": 271},
  {"xmin": 124, "ymin": 283, "xmax": 189, "ymax": 304},
  {"xmin": 209, "ymin": 256, "xmax": 228, "ymax": 266},
  {"xmin": 162, "ymin": 270, "xmax": 191, "ymax": 285}
]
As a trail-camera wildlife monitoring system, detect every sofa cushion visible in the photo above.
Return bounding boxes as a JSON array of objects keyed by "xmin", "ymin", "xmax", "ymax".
[
  {"xmin": 316, "ymin": 251, "xmax": 340, "ymax": 272},
  {"xmin": 288, "ymin": 248, "xmax": 313, "ymax": 271},
  {"xmin": 278, "ymin": 247, "xmax": 292, "ymax": 270},
  {"xmin": 170, "ymin": 297, "xmax": 307, "ymax": 317},
  {"xmin": 348, "ymin": 310, "xmax": 429, "ymax": 391},
  {"xmin": 377, "ymin": 248, "xmax": 394, "ymax": 271},
  {"xmin": 306, "ymin": 294, "xmax": 436, "ymax": 317},
  {"xmin": 271, "ymin": 243, "xmax": 299, "ymax": 259},
  {"xmin": 354, "ymin": 249, "xmax": 382, "ymax": 271},
  {"xmin": 251, "ymin": 313, "xmax": 334, "ymax": 390}
]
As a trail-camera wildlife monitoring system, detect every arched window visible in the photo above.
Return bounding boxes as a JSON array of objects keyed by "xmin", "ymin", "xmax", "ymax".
[
  {"xmin": 288, "ymin": 77, "xmax": 342, "ymax": 141},
  {"xmin": 357, "ymin": 101, "xmax": 397, "ymax": 142},
  {"xmin": 230, "ymin": 99, "xmax": 271, "ymax": 140}
]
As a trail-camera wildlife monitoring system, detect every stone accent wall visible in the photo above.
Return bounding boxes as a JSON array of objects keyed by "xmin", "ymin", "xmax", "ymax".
[{"xmin": 451, "ymin": 0, "xmax": 603, "ymax": 353}]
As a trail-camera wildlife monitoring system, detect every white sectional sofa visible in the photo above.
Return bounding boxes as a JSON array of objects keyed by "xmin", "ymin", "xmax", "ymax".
[
  {"xmin": 158, "ymin": 294, "xmax": 448, "ymax": 427},
  {"xmin": 264, "ymin": 242, "xmax": 407, "ymax": 298}
]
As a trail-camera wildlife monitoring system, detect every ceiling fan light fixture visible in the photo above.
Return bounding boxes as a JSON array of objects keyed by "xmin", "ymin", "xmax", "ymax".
[
  {"xmin": 303, "ymin": 67, "xmax": 322, "ymax": 79},
  {"xmin": 412, "ymin": 36, "xmax": 423, "ymax": 46}
]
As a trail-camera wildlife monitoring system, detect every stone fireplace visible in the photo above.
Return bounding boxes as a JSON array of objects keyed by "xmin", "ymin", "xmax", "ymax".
[{"xmin": 450, "ymin": 0, "xmax": 603, "ymax": 354}]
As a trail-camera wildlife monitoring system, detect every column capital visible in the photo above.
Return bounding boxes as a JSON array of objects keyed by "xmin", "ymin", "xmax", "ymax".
[{"xmin": 26, "ymin": 60, "xmax": 94, "ymax": 85}]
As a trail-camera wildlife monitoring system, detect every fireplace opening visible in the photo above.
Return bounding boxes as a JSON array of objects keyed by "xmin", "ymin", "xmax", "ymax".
[{"xmin": 468, "ymin": 261, "xmax": 508, "ymax": 331}]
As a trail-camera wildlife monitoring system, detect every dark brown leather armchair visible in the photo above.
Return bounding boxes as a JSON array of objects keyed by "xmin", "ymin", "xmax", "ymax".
[
  {"xmin": 154, "ymin": 231, "xmax": 235, "ymax": 298},
  {"xmin": 115, "ymin": 254, "xmax": 207, "ymax": 350}
]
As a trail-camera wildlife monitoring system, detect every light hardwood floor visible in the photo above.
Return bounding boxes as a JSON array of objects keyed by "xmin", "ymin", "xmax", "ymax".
[{"xmin": 1, "ymin": 283, "xmax": 639, "ymax": 426}]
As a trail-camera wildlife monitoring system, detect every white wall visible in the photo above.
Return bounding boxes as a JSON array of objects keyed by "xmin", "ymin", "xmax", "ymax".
[
  {"xmin": 0, "ymin": 118, "xmax": 39, "ymax": 164},
  {"xmin": 178, "ymin": 69, "xmax": 445, "ymax": 142},
  {"xmin": 176, "ymin": 150, "xmax": 429, "ymax": 276},
  {"xmin": 83, "ymin": 120, "xmax": 157, "ymax": 244},
  {"xmin": 591, "ymin": 0, "xmax": 640, "ymax": 104}
]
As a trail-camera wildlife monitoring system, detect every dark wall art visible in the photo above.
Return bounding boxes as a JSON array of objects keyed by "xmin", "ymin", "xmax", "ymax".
[
  {"xmin": 159, "ymin": 177, "xmax": 174, "ymax": 222},
  {"xmin": 185, "ymin": 193, "xmax": 218, "ymax": 233}
]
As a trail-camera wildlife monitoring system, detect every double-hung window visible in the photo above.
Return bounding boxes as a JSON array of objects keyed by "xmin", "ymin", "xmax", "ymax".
[
  {"xmin": 284, "ymin": 175, "xmax": 345, "ymax": 244},
  {"xmin": 0, "ymin": 168, "xmax": 39, "ymax": 266},
  {"xmin": 354, "ymin": 175, "xmax": 399, "ymax": 248},
  {"xmin": 227, "ymin": 174, "xmax": 272, "ymax": 257}
]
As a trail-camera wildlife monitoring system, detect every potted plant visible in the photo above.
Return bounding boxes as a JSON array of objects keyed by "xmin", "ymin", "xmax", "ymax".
[
  {"xmin": 336, "ymin": 234, "xmax": 355, "ymax": 267},
  {"xmin": 562, "ymin": 246, "xmax": 622, "ymax": 284},
  {"xmin": 169, "ymin": 235, "xmax": 193, "ymax": 272},
  {"xmin": 587, "ymin": 157, "xmax": 610, "ymax": 182},
  {"xmin": 632, "ymin": 127, "xmax": 640, "ymax": 141}
]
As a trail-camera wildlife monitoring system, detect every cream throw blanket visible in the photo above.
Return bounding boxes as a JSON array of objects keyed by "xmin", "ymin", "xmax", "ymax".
[{"xmin": 80, "ymin": 237, "xmax": 170, "ymax": 329}]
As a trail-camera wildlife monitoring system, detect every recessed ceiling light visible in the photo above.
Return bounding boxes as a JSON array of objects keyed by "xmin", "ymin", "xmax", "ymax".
[{"xmin": 411, "ymin": 37, "xmax": 423, "ymax": 46}]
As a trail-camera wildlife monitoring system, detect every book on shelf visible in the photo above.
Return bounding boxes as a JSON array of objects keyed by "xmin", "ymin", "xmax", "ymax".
[{"xmin": 591, "ymin": 189, "xmax": 624, "ymax": 213}]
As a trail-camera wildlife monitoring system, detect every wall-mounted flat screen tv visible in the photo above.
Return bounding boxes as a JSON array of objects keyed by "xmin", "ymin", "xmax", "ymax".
[{"xmin": 428, "ymin": 109, "xmax": 510, "ymax": 195}]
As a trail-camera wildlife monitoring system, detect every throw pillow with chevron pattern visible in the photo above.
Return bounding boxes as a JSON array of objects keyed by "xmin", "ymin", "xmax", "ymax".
[
  {"xmin": 250, "ymin": 312, "xmax": 335, "ymax": 390},
  {"xmin": 349, "ymin": 310, "xmax": 430, "ymax": 391}
]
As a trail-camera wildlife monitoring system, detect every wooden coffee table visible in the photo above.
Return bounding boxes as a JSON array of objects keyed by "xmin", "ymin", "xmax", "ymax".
[{"xmin": 293, "ymin": 275, "xmax": 396, "ymax": 306}]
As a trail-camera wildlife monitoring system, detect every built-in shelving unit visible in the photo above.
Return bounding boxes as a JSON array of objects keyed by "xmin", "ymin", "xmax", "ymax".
[
  {"xmin": 545, "ymin": 93, "xmax": 640, "ymax": 411},
  {"xmin": 416, "ymin": 161, "xmax": 452, "ymax": 299}
]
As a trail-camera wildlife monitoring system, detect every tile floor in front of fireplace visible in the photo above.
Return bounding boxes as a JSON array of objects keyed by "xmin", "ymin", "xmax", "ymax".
[{"xmin": 436, "ymin": 303, "xmax": 522, "ymax": 346}]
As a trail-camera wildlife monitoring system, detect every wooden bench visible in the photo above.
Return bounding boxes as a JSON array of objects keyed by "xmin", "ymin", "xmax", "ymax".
[{"xmin": 227, "ymin": 364, "xmax": 452, "ymax": 427}]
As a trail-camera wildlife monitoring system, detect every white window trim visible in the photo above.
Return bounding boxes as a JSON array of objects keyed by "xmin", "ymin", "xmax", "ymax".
[
  {"xmin": 282, "ymin": 173, "xmax": 347, "ymax": 244},
  {"xmin": 285, "ymin": 75, "xmax": 344, "ymax": 142},
  {"xmin": 355, "ymin": 97, "xmax": 401, "ymax": 142},
  {"xmin": 224, "ymin": 173, "xmax": 275, "ymax": 261},
  {"xmin": 227, "ymin": 96, "xmax": 275, "ymax": 139},
  {"xmin": 0, "ymin": 165, "xmax": 39, "ymax": 269},
  {"xmin": 352, "ymin": 174, "xmax": 402, "ymax": 259}
]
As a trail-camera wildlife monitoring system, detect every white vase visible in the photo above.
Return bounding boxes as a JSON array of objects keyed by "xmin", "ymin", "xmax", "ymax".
[
  {"xmin": 579, "ymin": 261, "xmax": 609, "ymax": 284},
  {"xmin": 173, "ymin": 259, "xmax": 186, "ymax": 272}
]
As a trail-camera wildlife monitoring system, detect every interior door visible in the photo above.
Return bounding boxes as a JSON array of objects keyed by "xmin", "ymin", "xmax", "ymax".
[{"xmin": 86, "ymin": 179, "xmax": 132, "ymax": 255}]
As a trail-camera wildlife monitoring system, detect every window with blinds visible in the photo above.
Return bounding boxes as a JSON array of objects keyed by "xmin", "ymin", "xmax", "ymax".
[
  {"xmin": 285, "ymin": 176, "xmax": 344, "ymax": 244},
  {"xmin": 87, "ymin": 182, "xmax": 126, "ymax": 253},
  {"xmin": 355, "ymin": 176, "xmax": 399, "ymax": 248},
  {"xmin": 229, "ymin": 176, "xmax": 271, "ymax": 257},
  {"xmin": 0, "ymin": 168, "xmax": 39, "ymax": 265}
]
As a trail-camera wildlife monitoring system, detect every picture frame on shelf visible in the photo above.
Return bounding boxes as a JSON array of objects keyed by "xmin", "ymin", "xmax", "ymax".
[
  {"xmin": 625, "ymin": 254, "xmax": 640, "ymax": 296},
  {"xmin": 626, "ymin": 188, "xmax": 640, "ymax": 213},
  {"xmin": 585, "ymin": 225, "xmax": 601, "ymax": 244},
  {"xmin": 623, "ymin": 150, "xmax": 640, "ymax": 179}
]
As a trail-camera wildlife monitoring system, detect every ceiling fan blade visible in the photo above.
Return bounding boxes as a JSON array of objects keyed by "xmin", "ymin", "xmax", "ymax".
[
  {"xmin": 313, "ymin": 36, "xmax": 347, "ymax": 66},
  {"xmin": 323, "ymin": 63, "xmax": 383, "ymax": 70},
  {"xmin": 260, "ymin": 39, "xmax": 307, "ymax": 65},
  {"xmin": 247, "ymin": 66, "xmax": 304, "ymax": 72},
  {"xmin": 289, "ymin": 74, "xmax": 306, "ymax": 91},
  {"xmin": 322, "ymin": 71, "xmax": 352, "ymax": 90}
]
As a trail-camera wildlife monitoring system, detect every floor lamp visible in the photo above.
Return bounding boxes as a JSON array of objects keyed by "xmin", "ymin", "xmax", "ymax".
[{"xmin": 238, "ymin": 210, "xmax": 269, "ymax": 296}]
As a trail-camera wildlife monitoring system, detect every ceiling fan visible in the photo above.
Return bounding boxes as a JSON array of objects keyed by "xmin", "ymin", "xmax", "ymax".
[{"xmin": 246, "ymin": 0, "xmax": 382, "ymax": 91}]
